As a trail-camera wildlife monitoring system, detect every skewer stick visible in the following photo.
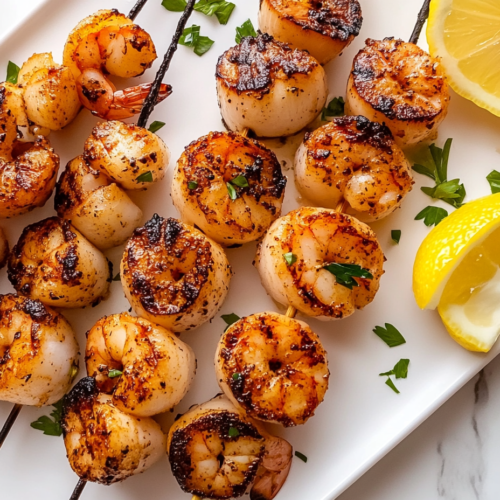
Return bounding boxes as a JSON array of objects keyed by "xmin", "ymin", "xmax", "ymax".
[
  {"xmin": 409, "ymin": 0, "xmax": 431, "ymax": 44},
  {"xmin": 137, "ymin": 0, "xmax": 197, "ymax": 128},
  {"xmin": 69, "ymin": 479, "xmax": 87, "ymax": 500},
  {"xmin": 128, "ymin": 0, "xmax": 150, "ymax": 21},
  {"xmin": 192, "ymin": 496, "xmax": 202, "ymax": 500},
  {"xmin": 240, "ymin": 128, "xmax": 249, "ymax": 138},
  {"xmin": 0, "ymin": 404, "xmax": 22, "ymax": 448}
]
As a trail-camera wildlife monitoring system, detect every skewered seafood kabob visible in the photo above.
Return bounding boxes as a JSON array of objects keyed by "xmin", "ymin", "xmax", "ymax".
[
  {"xmin": 259, "ymin": 0, "xmax": 363, "ymax": 65},
  {"xmin": 168, "ymin": 394, "xmax": 293, "ymax": 500}
]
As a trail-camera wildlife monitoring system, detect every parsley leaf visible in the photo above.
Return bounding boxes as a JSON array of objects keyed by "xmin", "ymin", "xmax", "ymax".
[
  {"xmin": 385, "ymin": 377, "xmax": 400, "ymax": 394},
  {"xmin": 112, "ymin": 272, "xmax": 121, "ymax": 282},
  {"xmin": 235, "ymin": 19, "xmax": 257, "ymax": 43},
  {"xmin": 413, "ymin": 139, "xmax": 465, "ymax": 208},
  {"xmin": 179, "ymin": 25, "xmax": 214, "ymax": 56},
  {"xmin": 108, "ymin": 369, "xmax": 123, "ymax": 378},
  {"xmin": 230, "ymin": 175, "xmax": 249, "ymax": 188},
  {"xmin": 161, "ymin": 0, "xmax": 188, "ymax": 11},
  {"xmin": 188, "ymin": 181, "xmax": 198, "ymax": 190},
  {"xmin": 222, "ymin": 313, "xmax": 240, "ymax": 331},
  {"xmin": 415, "ymin": 206, "xmax": 448, "ymax": 227},
  {"xmin": 323, "ymin": 263, "xmax": 373, "ymax": 290},
  {"xmin": 487, "ymin": 170, "xmax": 500, "ymax": 194},
  {"xmin": 30, "ymin": 399, "xmax": 64, "ymax": 436},
  {"xmin": 227, "ymin": 182, "xmax": 237, "ymax": 200},
  {"xmin": 283, "ymin": 252, "xmax": 297, "ymax": 266},
  {"xmin": 391, "ymin": 230, "xmax": 401, "ymax": 244},
  {"xmin": 136, "ymin": 171, "xmax": 153, "ymax": 183},
  {"xmin": 295, "ymin": 451, "xmax": 308, "ymax": 463},
  {"xmin": 194, "ymin": 0, "xmax": 236, "ymax": 24},
  {"xmin": 6, "ymin": 61, "xmax": 20, "ymax": 84},
  {"xmin": 232, "ymin": 373, "xmax": 241, "ymax": 381},
  {"xmin": 321, "ymin": 96, "xmax": 345, "ymax": 121},
  {"xmin": 148, "ymin": 121, "xmax": 166, "ymax": 133},
  {"xmin": 373, "ymin": 323, "xmax": 406, "ymax": 347},
  {"xmin": 379, "ymin": 359, "xmax": 410, "ymax": 379},
  {"xmin": 228, "ymin": 426, "xmax": 240, "ymax": 437}
]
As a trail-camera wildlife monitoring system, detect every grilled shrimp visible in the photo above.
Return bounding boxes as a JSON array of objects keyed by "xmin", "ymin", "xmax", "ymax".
[
  {"xmin": 0, "ymin": 83, "xmax": 60, "ymax": 218},
  {"xmin": 17, "ymin": 53, "xmax": 81, "ymax": 131},
  {"xmin": 121, "ymin": 214, "xmax": 231, "ymax": 332},
  {"xmin": 83, "ymin": 120, "xmax": 170, "ymax": 190},
  {"xmin": 63, "ymin": 9, "xmax": 170, "ymax": 119},
  {"xmin": 168, "ymin": 394, "xmax": 292, "ymax": 500},
  {"xmin": 8, "ymin": 217, "xmax": 111, "ymax": 308},
  {"xmin": 172, "ymin": 131, "xmax": 286, "ymax": 246},
  {"xmin": 255, "ymin": 207, "xmax": 385, "ymax": 320},
  {"xmin": 259, "ymin": 0, "xmax": 362, "ymax": 65},
  {"xmin": 217, "ymin": 33, "xmax": 328, "ymax": 137},
  {"xmin": 86, "ymin": 312, "xmax": 196, "ymax": 417},
  {"xmin": 0, "ymin": 294, "xmax": 79, "ymax": 407},
  {"xmin": 215, "ymin": 311, "xmax": 329, "ymax": 426},
  {"xmin": 346, "ymin": 38, "xmax": 450, "ymax": 148},
  {"xmin": 0, "ymin": 227, "xmax": 8, "ymax": 268},
  {"xmin": 62, "ymin": 377, "xmax": 167, "ymax": 485},
  {"xmin": 295, "ymin": 115, "xmax": 413, "ymax": 221},
  {"xmin": 54, "ymin": 156, "xmax": 143, "ymax": 250}
]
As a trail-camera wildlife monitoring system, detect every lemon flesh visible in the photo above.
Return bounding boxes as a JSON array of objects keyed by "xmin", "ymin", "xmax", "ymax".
[
  {"xmin": 428, "ymin": 0, "xmax": 500, "ymax": 116},
  {"xmin": 438, "ymin": 227, "xmax": 500, "ymax": 352}
]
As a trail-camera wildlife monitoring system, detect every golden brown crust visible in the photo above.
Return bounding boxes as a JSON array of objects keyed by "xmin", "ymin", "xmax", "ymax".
[
  {"xmin": 266, "ymin": 0, "xmax": 362, "ymax": 41},
  {"xmin": 351, "ymin": 38, "xmax": 448, "ymax": 122},
  {"xmin": 216, "ymin": 33, "xmax": 319, "ymax": 97}
]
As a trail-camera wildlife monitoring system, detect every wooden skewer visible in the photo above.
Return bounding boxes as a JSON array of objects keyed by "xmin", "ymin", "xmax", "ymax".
[
  {"xmin": 0, "ymin": 404, "xmax": 22, "ymax": 449},
  {"xmin": 409, "ymin": 0, "xmax": 431, "ymax": 44},
  {"xmin": 69, "ymin": 479, "xmax": 87, "ymax": 500},
  {"xmin": 192, "ymin": 496, "xmax": 202, "ymax": 500},
  {"xmin": 128, "ymin": 0, "xmax": 149, "ymax": 20}
]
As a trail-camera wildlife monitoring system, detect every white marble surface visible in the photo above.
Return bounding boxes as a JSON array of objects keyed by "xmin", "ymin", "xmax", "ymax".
[{"xmin": 3, "ymin": 2, "xmax": 500, "ymax": 500}]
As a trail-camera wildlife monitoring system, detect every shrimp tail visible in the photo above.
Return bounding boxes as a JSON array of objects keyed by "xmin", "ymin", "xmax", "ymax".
[
  {"xmin": 101, "ymin": 83, "xmax": 173, "ymax": 120},
  {"xmin": 250, "ymin": 434, "xmax": 293, "ymax": 500}
]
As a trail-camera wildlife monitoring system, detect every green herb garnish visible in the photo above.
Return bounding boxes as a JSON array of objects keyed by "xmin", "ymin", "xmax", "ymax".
[
  {"xmin": 222, "ymin": 313, "xmax": 240, "ymax": 331},
  {"xmin": 283, "ymin": 252, "xmax": 297, "ymax": 266},
  {"xmin": 179, "ymin": 25, "xmax": 214, "ymax": 56},
  {"xmin": 323, "ymin": 263, "xmax": 373, "ymax": 290},
  {"xmin": 6, "ymin": 61, "xmax": 20, "ymax": 84},
  {"xmin": 415, "ymin": 206, "xmax": 448, "ymax": 227},
  {"xmin": 227, "ymin": 182, "xmax": 238, "ymax": 200},
  {"xmin": 295, "ymin": 451, "xmax": 308, "ymax": 463},
  {"xmin": 385, "ymin": 377, "xmax": 400, "ymax": 394},
  {"xmin": 373, "ymin": 323, "xmax": 406, "ymax": 348},
  {"xmin": 30, "ymin": 400, "xmax": 64, "ymax": 436},
  {"xmin": 487, "ymin": 170, "xmax": 500, "ymax": 194},
  {"xmin": 228, "ymin": 426, "xmax": 240, "ymax": 437},
  {"xmin": 235, "ymin": 19, "xmax": 257, "ymax": 43},
  {"xmin": 148, "ymin": 121, "xmax": 166, "ymax": 133},
  {"xmin": 194, "ymin": 0, "xmax": 236, "ymax": 24},
  {"xmin": 69, "ymin": 364, "xmax": 79, "ymax": 381},
  {"xmin": 188, "ymin": 181, "xmax": 198, "ymax": 190},
  {"xmin": 113, "ymin": 273, "xmax": 121, "ymax": 282},
  {"xmin": 161, "ymin": 0, "xmax": 189, "ymax": 11},
  {"xmin": 232, "ymin": 373, "xmax": 241, "ymax": 381},
  {"xmin": 413, "ymin": 139, "xmax": 465, "ymax": 208},
  {"xmin": 108, "ymin": 369, "xmax": 123, "ymax": 378},
  {"xmin": 379, "ymin": 359, "xmax": 410, "ymax": 379},
  {"xmin": 391, "ymin": 230, "xmax": 401, "ymax": 244},
  {"xmin": 230, "ymin": 175, "xmax": 249, "ymax": 188},
  {"xmin": 321, "ymin": 96, "xmax": 345, "ymax": 121},
  {"xmin": 136, "ymin": 171, "xmax": 153, "ymax": 183}
]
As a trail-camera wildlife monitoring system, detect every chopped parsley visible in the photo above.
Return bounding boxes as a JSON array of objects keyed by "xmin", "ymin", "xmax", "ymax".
[
  {"xmin": 295, "ymin": 451, "xmax": 308, "ymax": 463},
  {"xmin": 179, "ymin": 25, "xmax": 214, "ymax": 56},
  {"xmin": 148, "ymin": 121, "xmax": 166, "ymax": 133},
  {"xmin": 188, "ymin": 181, "xmax": 198, "ymax": 190},
  {"xmin": 222, "ymin": 313, "xmax": 240, "ymax": 331},
  {"xmin": 232, "ymin": 373, "xmax": 241, "ymax": 381},
  {"xmin": 324, "ymin": 263, "xmax": 373, "ymax": 290},
  {"xmin": 391, "ymin": 230, "xmax": 401, "ymax": 244},
  {"xmin": 228, "ymin": 426, "xmax": 240, "ymax": 437},
  {"xmin": 415, "ymin": 206, "xmax": 448, "ymax": 227},
  {"xmin": 373, "ymin": 323, "xmax": 406, "ymax": 348},
  {"xmin": 230, "ymin": 175, "xmax": 249, "ymax": 188},
  {"xmin": 108, "ymin": 369, "xmax": 123, "ymax": 378},
  {"xmin": 161, "ymin": 0, "xmax": 189, "ymax": 11},
  {"xmin": 113, "ymin": 273, "xmax": 121, "ymax": 282},
  {"xmin": 385, "ymin": 377, "xmax": 400, "ymax": 394},
  {"xmin": 194, "ymin": 0, "xmax": 236, "ymax": 24},
  {"xmin": 227, "ymin": 182, "xmax": 237, "ymax": 200},
  {"xmin": 136, "ymin": 171, "xmax": 153, "ymax": 183},
  {"xmin": 235, "ymin": 19, "xmax": 257, "ymax": 43},
  {"xmin": 379, "ymin": 359, "xmax": 410, "ymax": 394},
  {"xmin": 321, "ymin": 96, "xmax": 345, "ymax": 121},
  {"xmin": 283, "ymin": 252, "xmax": 297, "ymax": 266},
  {"xmin": 6, "ymin": 61, "xmax": 20, "ymax": 84},
  {"xmin": 30, "ymin": 399, "xmax": 64, "ymax": 436},
  {"xmin": 486, "ymin": 170, "xmax": 500, "ymax": 194}
]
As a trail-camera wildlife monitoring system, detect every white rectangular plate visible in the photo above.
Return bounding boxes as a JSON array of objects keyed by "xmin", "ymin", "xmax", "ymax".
[{"xmin": 1, "ymin": 1, "xmax": 500, "ymax": 499}]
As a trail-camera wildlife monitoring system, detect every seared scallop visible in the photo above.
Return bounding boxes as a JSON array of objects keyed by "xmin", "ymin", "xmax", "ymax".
[
  {"xmin": 172, "ymin": 131, "xmax": 286, "ymax": 246},
  {"xmin": 121, "ymin": 214, "xmax": 232, "ymax": 332},
  {"xmin": 216, "ymin": 33, "xmax": 328, "ymax": 137},
  {"xmin": 259, "ymin": 0, "xmax": 362, "ymax": 64},
  {"xmin": 346, "ymin": 38, "xmax": 450, "ymax": 147}
]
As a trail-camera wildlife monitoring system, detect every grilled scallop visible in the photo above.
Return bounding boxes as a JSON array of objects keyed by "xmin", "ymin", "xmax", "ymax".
[
  {"xmin": 259, "ymin": 0, "xmax": 363, "ymax": 65},
  {"xmin": 62, "ymin": 377, "xmax": 167, "ymax": 485},
  {"xmin": 54, "ymin": 156, "xmax": 143, "ymax": 250},
  {"xmin": 255, "ymin": 207, "xmax": 385, "ymax": 320},
  {"xmin": 216, "ymin": 33, "xmax": 328, "ymax": 137},
  {"xmin": 121, "ymin": 214, "xmax": 232, "ymax": 332},
  {"xmin": 172, "ymin": 131, "xmax": 286, "ymax": 246},
  {"xmin": 346, "ymin": 38, "xmax": 450, "ymax": 148},
  {"xmin": 8, "ymin": 217, "xmax": 111, "ymax": 308},
  {"xmin": 0, "ymin": 294, "xmax": 79, "ymax": 406},
  {"xmin": 215, "ymin": 311, "xmax": 329, "ymax": 426},
  {"xmin": 83, "ymin": 120, "xmax": 170, "ymax": 190},
  {"xmin": 168, "ymin": 394, "xmax": 292, "ymax": 500},
  {"xmin": 294, "ymin": 115, "xmax": 413, "ymax": 221},
  {"xmin": 86, "ymin": 312, "xmax": 196, "ymax": 417}
]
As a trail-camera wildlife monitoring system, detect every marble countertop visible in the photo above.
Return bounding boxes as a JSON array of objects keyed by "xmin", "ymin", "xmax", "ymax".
[{"xmin": 3, "ymin": 2, "xmax": 500, "ymax": 499}]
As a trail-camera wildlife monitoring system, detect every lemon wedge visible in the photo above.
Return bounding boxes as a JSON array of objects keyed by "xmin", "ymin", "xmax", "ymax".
[
  {"xmin": 413, "ymin": 194, "xmax": 500, "ymax": 352},
  {"xmin": 427, "ymin": 0, "xmax": 500, "ymax": 117}
]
